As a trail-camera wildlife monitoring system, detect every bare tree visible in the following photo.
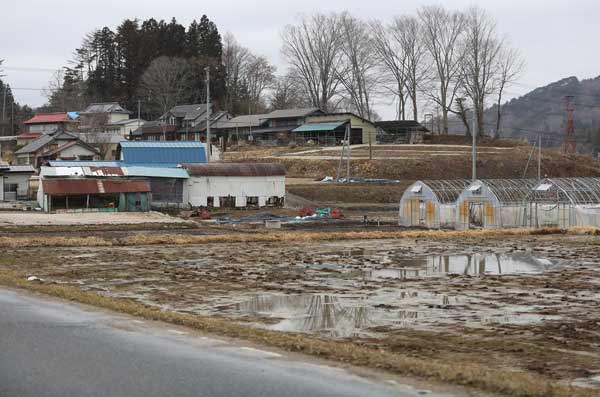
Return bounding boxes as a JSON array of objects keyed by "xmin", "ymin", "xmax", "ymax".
[
  {"xmin": 418, "ymin": 6, "xmax": 466, "ymax": 134},
  {"xmin": 494, "ymin": 46, "xmax": 525, "ymax": 137},
  {"xmin": 389, "ymin": 15, "xmax": 429, "ymax": 121},
  {"xmin": 370, "ymin": 20, "xmax": 409, "ymax": 120},
  {"xmin": 138, "ymin": 56, "xmax": 192, "ymax": 116},
  {"xmin": 222, "ymin": 32, "xmax": 250, "ymax": 113},
  {"xmin": 245, "ymin": 54, "xmax": 276, "ymax": 114},
  {"xmin": 281, "ymin": 13, "xmax": 344, "ymax": 111},
  {"xmin": 268, "ymin": 74, "xmax": 305, "ymax": 110},
  {"xmin": 460, "ymin": 6, "xmax": 503, "ymax": 137},
  {"xmin": 336, "ymin": 13, "xmax": 379, "ymax": 120}
]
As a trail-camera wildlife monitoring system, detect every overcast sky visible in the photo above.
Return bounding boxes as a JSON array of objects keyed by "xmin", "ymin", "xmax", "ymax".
[{"xmin": 2, "ymin": 0, "xmax": 598, "ymax": 119}]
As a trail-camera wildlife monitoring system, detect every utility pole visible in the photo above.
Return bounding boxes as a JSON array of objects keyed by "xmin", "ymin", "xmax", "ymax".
[
  {"xmin": 346, "ymin": 123, "xmax": 351, "ymax": 181},
  {"xmin": 537, "ymin": 134, "xmax": 542, "ymax": 181},
  {"xmin": 472, "ymin": 107, "xmax": 477, "ymax": 181},
  {"xmin": 206, "ymin": 68, "xmax": 211, "ymax": 162},
  {"xmin": 2, "ymin": 86, "xmax": 6, "ymax": 136}
]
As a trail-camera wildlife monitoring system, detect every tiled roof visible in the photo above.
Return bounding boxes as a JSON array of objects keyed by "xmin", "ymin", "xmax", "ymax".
[
  {"xmin": 24, "ymin": 113, "xmax": 76, "ymax": 124},
  {"xmin": 81, "ymin": 103, "xmax": 131, "ymax": 114}
]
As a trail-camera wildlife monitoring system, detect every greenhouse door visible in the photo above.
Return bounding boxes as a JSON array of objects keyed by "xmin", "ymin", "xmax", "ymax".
[
  {"xmin": 469, "ymin": 202, "xmax": 483, "ymax": 228},
  {"xmin": 419, "ymin": 200, "xmax": 426, "ymax": 225}
]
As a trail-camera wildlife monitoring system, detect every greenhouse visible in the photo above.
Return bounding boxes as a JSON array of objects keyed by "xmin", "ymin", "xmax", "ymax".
[
  {"xmin": 455, "ymin": 179, "xmax": 538, "ymax": 230},
  {"xmin": 399, "ymin": 179, "xmax": 471, "ymax": 228},
  {"xmin": 523, "ymin": 177, "xmax": 600, "ymax": 228}
]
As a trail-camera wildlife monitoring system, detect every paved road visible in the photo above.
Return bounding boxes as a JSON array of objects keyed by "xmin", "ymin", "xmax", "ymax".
[{"xmin": 0, "ymin": 288, "xmax": 456, "ymax": 397}]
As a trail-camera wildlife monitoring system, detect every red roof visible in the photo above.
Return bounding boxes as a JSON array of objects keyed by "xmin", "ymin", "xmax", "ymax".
[
  {"xmin": 24, "ymin": 113, "xmax": 77, "ymax": 125},
  {"xmin": 42, "ymin": 179, "xmax": 150, "ymax": 195},
  {"xmin": 17, "ymin": 132, "xmax": 42, "ymax": 139}
]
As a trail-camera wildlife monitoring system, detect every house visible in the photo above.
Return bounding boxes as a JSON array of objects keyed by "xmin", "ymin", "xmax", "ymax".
[
  {"xmin": 22, "ymin": 112, "xmax": 79, "ymax": 134},
  {"xmin": 218, "ymin": 114, "xmax": 270, "ymax": 144},
  {"xmin": 79, "ymin": 102, "xmax": 132, "ymax": 133},
  {"xmin": 106, "ymin": 118, "xmax": 146, "ymax": 138},
  {"xmin": 182, "ymin": 163, "xmax": 285, "ymax": 208},
  {"xmin": 14, "ymin": 131, "xmax": 101, "ymax": 168},
  {"xmin": 79, "ymin": 132, "xmax": 125, "ymax": 160},
  {"xmin": 132, "ymin": 104, "xmax": 231, "ymax": 142},
  {"xmin": 0, "ymin": 164, "xmax": 36, "ymax": 201},
  {"xmin": 375, "ymin": 120, "xmax": 430, "ymax": 143},
  {"xmin": 248, "ymin": 108, "xmax": 323, "ymax": 144}
]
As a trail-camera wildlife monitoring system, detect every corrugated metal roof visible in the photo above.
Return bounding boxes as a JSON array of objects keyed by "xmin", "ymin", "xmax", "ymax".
[
  {"xmin": 262, "ymin": 108, "xmax": 321, "ymax": 119},
  {"xmin": 124, "ymin": 166, "xmax": 189, "ymax": 179},
  {"xmin": 119, "ymin": 141, "xmax": 206, "ymax": 164},
  {"xmin": 49, "ymin": 160, "xmax": 122, "ymax": 167},
  {"xmin": 7, "ymin": 165, "xmax": 35, "ymax": 173},
  {"xmin": 183, "ymin": 163, "xmax": 285, "ymax": 177},
  {"xmin": 42, "ymin": 178, "xmax": 150, "ymax": 195},
  {"xmin": 292, "ymin": 121, "xmax": 347, "ymax": 132}
]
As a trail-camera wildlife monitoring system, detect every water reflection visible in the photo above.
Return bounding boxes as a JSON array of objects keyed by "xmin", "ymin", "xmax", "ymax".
[
  {"xmin": 364, "ymin": 253, "xmax": 556, "ymax": 280},
  {"xmin": 235, "ymin": 291, "xmax": 451, "ymax": 337}
]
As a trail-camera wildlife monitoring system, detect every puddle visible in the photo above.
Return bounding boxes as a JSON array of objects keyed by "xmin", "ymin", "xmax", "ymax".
[
  {"xmin": 232, "ymin": 291, "xmax": 458, "ymax": 337},
  {"xmin": 363, "ymin": 253, "xmax": 559, "ymax": 280}
]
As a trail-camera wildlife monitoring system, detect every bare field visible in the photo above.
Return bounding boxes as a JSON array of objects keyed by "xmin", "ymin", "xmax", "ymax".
[
  {"xmin": 0, "ymin": 211, "xmax": 191, "ymax": 226},
  {"xmin": 1, "ymin": 225, "xmax": 600, "ymax": 396}
]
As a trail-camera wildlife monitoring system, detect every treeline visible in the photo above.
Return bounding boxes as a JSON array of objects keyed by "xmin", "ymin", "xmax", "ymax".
[
  {"xmin": 0, "ymin": 60, "xmax": 34, "ymax": 137},
  {"xmin": 46, "ymin": 16, "xmax": 225, "ymax": 119}
]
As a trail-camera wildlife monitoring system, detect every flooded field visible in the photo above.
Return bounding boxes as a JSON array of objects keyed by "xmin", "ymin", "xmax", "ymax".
[{"xmin": 2, "ymin": 231, "xmax": 600, "ymax": 390}]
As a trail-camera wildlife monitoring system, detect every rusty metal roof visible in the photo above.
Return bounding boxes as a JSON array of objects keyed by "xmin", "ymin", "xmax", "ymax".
[
  {"xmin": 42, "ymin": 179, "xmax": 150, "ymax": 195},
  {"xmin": 183, "ymin": 163, "xmax": 286, "ymax": 177}
]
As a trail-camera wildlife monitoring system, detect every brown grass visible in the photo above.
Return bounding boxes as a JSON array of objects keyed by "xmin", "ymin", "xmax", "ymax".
[
  {"xmin": 0, "ymin": 269, "xmax": 595, "ymax": 397},
  {"xmin": 0, "ymin": 227, "xmax": 597, "ymax": 248}
]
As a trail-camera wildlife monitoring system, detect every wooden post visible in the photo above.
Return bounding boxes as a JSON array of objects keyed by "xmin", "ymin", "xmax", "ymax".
[
  {"xmin": 86, "ymin": 194, "xmax": 90, "ymax": 209},
  {"xmin": 66, "ymin": 195, "xmax": 69, "ymax": 210}
]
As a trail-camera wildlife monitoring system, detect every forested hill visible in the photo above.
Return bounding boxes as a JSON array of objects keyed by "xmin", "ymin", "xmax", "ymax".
[{"xmin": 489, "ymin": 76, "xmax": 600, "ymax": 154}]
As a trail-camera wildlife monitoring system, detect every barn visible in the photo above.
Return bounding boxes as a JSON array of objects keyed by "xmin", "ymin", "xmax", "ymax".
[
  {"xmin": 182, "ymin": 163, "xmax": 285, "ymax": 208},
  {"xmin": 455, "ymin": 179, "xmax": 537, "ymax": 230},
  {"xmin": 399, "ymin": 180, "xmax": 471, "ymax": 228},
  {"xmin": 524, "ymin": 177, "xmax": 600, "ymax": 228}
]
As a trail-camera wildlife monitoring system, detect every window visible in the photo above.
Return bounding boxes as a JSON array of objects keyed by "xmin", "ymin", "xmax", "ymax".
[
  {"xmin": 4, "ymin": 183, "xmax": 18, "ymax": 192},
  {"xmin": 79, "ymin": 155, "xmax": 93, "ymax": 161}
]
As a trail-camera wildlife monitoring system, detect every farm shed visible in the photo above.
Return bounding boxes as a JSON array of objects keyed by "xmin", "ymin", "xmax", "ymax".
[
  {"xmin": 455, "ymin": 179, "xmax": 537, "ymax": 230},
  {"xmin": 39, "ymin": 178, "xmax": 151, "ymax": 213},
  {"xmin": 524, "ymin": 177, "xmax": 600, "ymax": 228},
  {"xmin": 399, "ymin": 180, "xmax": 471, "ymax": 228},
  {"xmin": 183, "ymin": 163, "xmax": 285, "ymax": 208},
  {"xmin": 1, "ymin": 165, "xmax": 36, "ymax": 200}
]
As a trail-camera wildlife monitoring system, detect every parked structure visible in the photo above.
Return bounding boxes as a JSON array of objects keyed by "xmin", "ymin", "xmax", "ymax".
[
  {"xmin": 455, "ymin": 179, "xmax": 537, "ymax": 230},
  {"xmin": 22, "ymin": 112, "xmax": 79, "ymax": 134},
  {"xmin": 0, "ymin": 164, "xmax": 35, "ymax": 201},
  {"xmin": 14, "ymin": 131, "xmax": 101, "ymax": 167},
  {"xmin": 399, "ymin": 180, "xmax": 471, "ymax": 228},
  {"xmin": 306, "ymin": 113, "xmax": 378, "ymax": 145},
  {"xmin": 182, "ymin": 163, "xmax": 285, "ymax": 208},
  {"xmin": 524, "ymin": 177, "xmax": 600, "ymax": 228}
]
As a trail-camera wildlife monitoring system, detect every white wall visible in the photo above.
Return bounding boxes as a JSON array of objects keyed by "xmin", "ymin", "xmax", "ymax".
[
  {"xmin": 2, "ymin": 173, "xmax": 31, "ymax": 199},
  {"xmin": 184, "ymin": 175, "xmax": 285, "ymax": 207},
  {"xmin": 58, "ymin": 144, "xmax": 97, "ymax": 160}
]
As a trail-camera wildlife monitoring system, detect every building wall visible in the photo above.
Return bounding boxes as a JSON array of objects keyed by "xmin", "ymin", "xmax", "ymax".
[
  {"xmin": 184, "ymin": 175, "xmax": 285, "ymax": 207},
  {"xmin": 108, "ymin": 113, "xmax": 129, "ymax": 125},
  {"xmin": 57, "ymin": 144, "xmax": 98, "ymax": 160},
  {"xmin": 2, "ymin": 173, "xmax": 32, "ymax": 200},
  {"xmin": 28, "ymin": 123, "xmax": 62, "ymax": 133},
  {"xmin": 307, "ymin": 114, "xmax": 377, "ymax": 145}
]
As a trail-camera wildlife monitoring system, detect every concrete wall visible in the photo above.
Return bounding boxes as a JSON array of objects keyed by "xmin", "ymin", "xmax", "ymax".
[
  {"xmin": 2, "ymin": 173, "xmax": 32, "ymax": 199},
  {"xmin": 184, "ymin": 175, "xmax": 285, "ymax": 207},
  {"xmin": 58, "ymin": 144, "xmax": 98, "ymax": 160}
]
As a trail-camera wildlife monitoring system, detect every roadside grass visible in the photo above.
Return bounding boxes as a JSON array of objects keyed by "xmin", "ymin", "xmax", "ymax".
[
  {"xmin": 0, "ymin": 269, "xmax": 595, "ymax": 397},
  {"xmin": 0, "ymin": 226, "xmax": 597, "ymax": 248}
]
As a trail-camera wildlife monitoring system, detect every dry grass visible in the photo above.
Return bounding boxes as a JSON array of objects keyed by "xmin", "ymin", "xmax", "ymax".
[
  {"xmin": 0, "ymin": 269, "xmax": 595, "ymax": 397},
  {"xmin": 0, "ymin": 227, "xmax": 597, "ymax": 248}
]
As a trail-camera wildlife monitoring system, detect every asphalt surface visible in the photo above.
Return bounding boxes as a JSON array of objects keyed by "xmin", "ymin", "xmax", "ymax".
[{"xmin": 0, "ymin": 287, "xmax": 456, "ymax": 397}]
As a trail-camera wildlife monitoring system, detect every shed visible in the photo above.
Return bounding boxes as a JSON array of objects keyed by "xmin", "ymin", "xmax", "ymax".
[
  {"xmin": 291, "ymin": 121, "xmax": 349, "ymax": 145},
  {"xmin": 399, "ymin": 180, "xmax": 471, "ymax": 228},
  {"xmin": 455, "ymin": 179, "xmax": 537, "ymax": 230},
  {"xmin": 117, "ymin": 141, "xmax": 206, "ymax": 166},
  {"xmin": 524, "ymin": 177, "xmax": 600, "ymax": 228},
  {"xmin": 183, "ymin": 163, "xmax": 285, "ymax": 208},
  {"xmin": 39, "ymin": 178, "xmax": 151, "ymax": 213},
  {"xmin": 1, "ymin": 165, "xmax": 36, "ymax": 201}
]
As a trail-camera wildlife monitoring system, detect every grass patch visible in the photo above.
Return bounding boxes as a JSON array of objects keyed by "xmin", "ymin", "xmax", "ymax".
[
  {"xmin": 0, "ymin": 269, "xmax": 596, "ymax": 397},
  {"xmin": 0, "ymin": 227, "xmax": 597, "ymax": 248}
]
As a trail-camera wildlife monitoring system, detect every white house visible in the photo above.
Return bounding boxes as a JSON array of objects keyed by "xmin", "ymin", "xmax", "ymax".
[{"xmin": 182, "ymin": 163, "xmax": 285, "ymax": 208}]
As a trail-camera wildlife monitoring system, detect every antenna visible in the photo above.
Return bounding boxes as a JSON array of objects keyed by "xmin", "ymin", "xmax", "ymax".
[{"xmin": 563, "ymin": 95, "xmax": 576, "ymax": 154}]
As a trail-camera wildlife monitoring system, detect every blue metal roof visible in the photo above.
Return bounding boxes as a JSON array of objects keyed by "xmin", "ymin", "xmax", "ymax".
[
  {"xmin": 292, "ymin": 121, "xmax": 347, "ymax": 133},
  {"xmin": 119, "ymin": 141, "xmax": 206, "ymax": 164}
]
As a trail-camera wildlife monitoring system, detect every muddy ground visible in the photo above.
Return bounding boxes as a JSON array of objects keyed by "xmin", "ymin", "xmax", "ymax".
[{"xmin": 1, "ymin": 227, "xmax": 600, "ymax": 391}]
